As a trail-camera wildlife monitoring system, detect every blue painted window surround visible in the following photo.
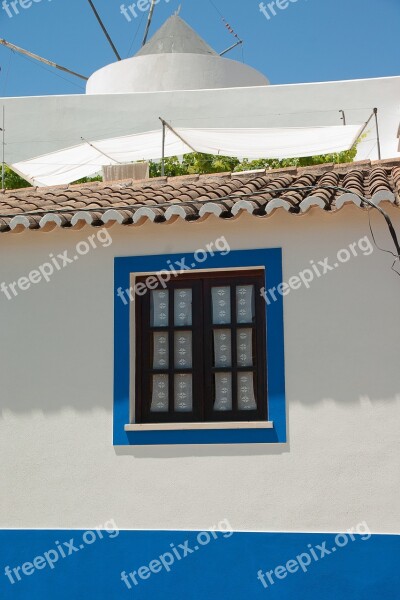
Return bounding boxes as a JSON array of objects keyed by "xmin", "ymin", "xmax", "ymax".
[{"xmin": 114, "ymin": 248, "xmax": 286, "ymax": 445}]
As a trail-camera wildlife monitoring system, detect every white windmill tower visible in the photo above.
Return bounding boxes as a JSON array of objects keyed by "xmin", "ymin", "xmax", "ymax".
[{"xmin": 86, "ymin": 13, "xmax": 269, "ymax": 94}]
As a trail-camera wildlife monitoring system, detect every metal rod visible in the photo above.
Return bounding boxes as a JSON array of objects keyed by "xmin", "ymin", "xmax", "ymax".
[
  {"xmin": 159, "ymin": 118, "xmax": 197, "ymax": 153},
  {"xmin": 0, "ymin": 38, "xmax": 88, "ymax": 81},
  {"xmin": 350, "ymin": 109, "xmax": 376, "ymax": 151},
  {"xmin": 220, "ymin": 40, "xmax": 243, "ymax": 57},
  {"xmin": 80, "ymin": 137, "xmax": 121, "ymax": 164},
  {"xmin": 339, "ymin": 110, "xmax": 346, "ymax": 126},
  {"xmin": 1, "ymin": 107, "xmax": 4, "ymax": 191},
  {"xmin": 161, "ymin": 120, "xmax": 166, "ymax": 177},
  {"xmin": 86, "ymin": 0, "xmax": 121, "ymax": 61},
  {"xmin": 142, "ymin": 0, "xmax": 157, "ymax": 47},
  {"xmin": 374, "ymin": 108, "xmax": 382, "ymax": 160}
]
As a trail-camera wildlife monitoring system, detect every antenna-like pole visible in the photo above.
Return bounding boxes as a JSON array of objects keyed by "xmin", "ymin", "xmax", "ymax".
[
  {"xmin": 209, "ymin": 4, "xmax": 244, "ymax": 58},
  {"xmin": 86, "ymin": 0, "xmax": 121, "ymax": 61},
  {"xmin": 374, "ymin": 108, "xmax": 382, "ymax": 160},
  {"xmin": 220, "ymin": 40, "xmax": 243, "ymax": 56},
  {"xmin": 0, "ymin": 39, "xmax": 88, "ymax": 81},
  {"xmin": 161, "ymin": 119, "xmax": 166, "ymax": 177},
  {"xmin": 142, "ymin": 0, "xmax": 157, "ymax": 47}
]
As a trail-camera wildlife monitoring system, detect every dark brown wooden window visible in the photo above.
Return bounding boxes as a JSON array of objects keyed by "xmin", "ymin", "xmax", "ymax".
[{"xmin": 135, "ymin": 270, "xmax": 267, "ymax": 424}]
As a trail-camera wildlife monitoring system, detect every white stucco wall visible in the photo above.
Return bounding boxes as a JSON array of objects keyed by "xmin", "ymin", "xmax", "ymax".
[{"xmin": 0, "ymin": 206, "xmax": 399, "ymax": 534}]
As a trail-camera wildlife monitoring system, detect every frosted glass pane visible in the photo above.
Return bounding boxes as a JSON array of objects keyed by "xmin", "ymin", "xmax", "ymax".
[
  {"xmin": 212, "ymin": 286, "xmax": 231, "ymax": 324},
  {"xmin": 153, "ymin": 333, "xmax": 169, "ymax": 369},
  {"xmin": 238, "ymin": 372, "xmax": 257, "ymax": 411},
  {"xmin": 174, "ymin": 289, "xmax": 192, "ymax": 326},
  {"xmin": 151, "ymin": 290, "xmax": 169, "ymax": 327},
  {"xmin": 236, "ymin": 285, "xmax": 255, "ymax": 324},
  {"xmin": 213, "ymin": 330, "xmax": 232, "ymax": 368},
  {"xmin": 237, "ymin": 329, "xmax": 253, "ymax": 367},
  {"xmin": 174, "ymin": 332, "xmax": 192, "ymax": 369},
  {"xmin": 150, "ymin": 374, "xmax": 169, "ymax": 412},
  {"xmin": 174, "ymin": 374, "xmax": 193, "ymax": 412},
  {"xmin": 214, "ymin": 373, "xmax": 232, "ymax": 411}
]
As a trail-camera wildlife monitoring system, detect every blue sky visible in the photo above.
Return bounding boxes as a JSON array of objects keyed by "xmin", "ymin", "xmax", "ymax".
[{"xmin": 0, "ymin": 0, "xmax": 399, "ymax": 97}]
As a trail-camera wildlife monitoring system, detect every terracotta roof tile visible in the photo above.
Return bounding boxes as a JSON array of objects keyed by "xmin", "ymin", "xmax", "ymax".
[{"xmin": 0, "ymin": 158, "xmax": 399, "ymax": 233}]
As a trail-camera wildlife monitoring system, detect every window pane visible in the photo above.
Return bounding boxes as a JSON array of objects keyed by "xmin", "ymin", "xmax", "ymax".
[
  {"xmin": 151, "ymin": 290, "xmax": 169, "ymax": 327},
  {"xmin": 174, "ymin": 331, "xmax": 192, "ymax": 369},
  {"xmin": 237, "ymin": 329, "xmax": 253, "ymax": 367},
  {"xmin": 214, "ymin": 373, "xmax": 232, "ymax": 411},
  {"xmin": 174, "ymin": 288, "xmax": 192, "ymax": 326},
  {"xmin": 213, "ymin": 330, "xmax": 232, "ymax": 368},
  {"xmin": 212, "ymin": 286, "xmax": 231, "ymax": 324},
  {"xmin": 238, "ymin": 372, "xmax": 257, "ymax": 410},
  {"xmin": 174, "ymin": 374, "xmax": 193, "ymax": 412},
  {"xmin": 150, "ymin": 374, "xmax": 169, "ymax": 412},
  {"xmin": 152, "ymin": 333, "xmax": 169, "ymax": 369},
  {"xmin": 236, "ymin": 285, "xmax": 255, "ymax": 324}
]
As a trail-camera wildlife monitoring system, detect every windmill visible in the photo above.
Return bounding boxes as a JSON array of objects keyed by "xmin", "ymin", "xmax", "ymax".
[{"xmin": 0, "ymin": 0, "xmax": 247, "ymax": 93}]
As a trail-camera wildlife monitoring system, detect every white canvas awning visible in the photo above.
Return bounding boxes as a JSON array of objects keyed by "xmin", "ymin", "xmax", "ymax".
[
  {"xmin": 2, "ymin": 75, "xmax": 400, "ymax": 186},
  {"xmin": 172, "ymin": 125, "xmax": 363, "ymax": 159},
  {"xmin": 12, "ymin": 124, "xmax": 363, "ymax": 187}
]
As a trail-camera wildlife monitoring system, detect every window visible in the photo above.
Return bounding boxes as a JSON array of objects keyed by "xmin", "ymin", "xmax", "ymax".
[
  {"xmin": 114, "ymin": 247, "xmax": 286, "ymax": 445},
  {"xmin": 134, "ymin": 270, "xmax": 267, "ymax": 425}
]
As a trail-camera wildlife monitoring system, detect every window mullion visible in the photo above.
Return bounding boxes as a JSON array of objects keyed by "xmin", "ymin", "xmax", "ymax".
[
  {"xmin": 203, "ymin": 279, "xmax": 214, "ymax": 422},
  {"xmin": 231, "ymin": 283, "xmax": 238, "ymax": 413},
  {"xmin": 199, "ymin": 280, "xmax": 206, "ymax": 422},
  {"xmin": 168, "ymin": 286, "xmax": 174, "ymax": 415}
]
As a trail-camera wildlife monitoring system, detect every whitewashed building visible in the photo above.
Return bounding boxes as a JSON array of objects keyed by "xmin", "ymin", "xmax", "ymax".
[
  {"xmin": 0, "ymin": 14, "xmax": 399, "ymax": 600},
  {"xmin": 0, "ymin": 159, "xmax": 399, "ymax": 598}
]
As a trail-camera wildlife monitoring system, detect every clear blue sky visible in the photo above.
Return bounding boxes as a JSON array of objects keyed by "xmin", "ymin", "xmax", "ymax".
[{"xmin": 0, "ymin": 0, "xmax": 399, "ymax": 97}]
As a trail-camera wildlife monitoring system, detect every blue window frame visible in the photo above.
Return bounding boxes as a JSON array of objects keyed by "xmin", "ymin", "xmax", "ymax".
[{"xmin": 114, "ymin": 248, "xmax": 286, "ymax": 445}]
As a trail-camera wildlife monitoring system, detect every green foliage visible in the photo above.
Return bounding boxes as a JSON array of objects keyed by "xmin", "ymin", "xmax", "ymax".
[
  {"xmin": 149, "ymin": 153, "xmax": 240, "ymax": 177},
  {"xmin": 73, "ymin": 175, "xmax": 103, "ymax": 184},
  {"xmin": 149, "ymin": 143, "xmax": 359, "ymax": 178},
  {"xmin": 0, "ymin": 165, "xmax": 31, "ymax": 190},
  {"xmin": 235, "ymin": 144, "xmax": 359, "ymax": 172},
  {"xmin": 149, "ymin": 156, "xmax": 189, "ymax": 178}
]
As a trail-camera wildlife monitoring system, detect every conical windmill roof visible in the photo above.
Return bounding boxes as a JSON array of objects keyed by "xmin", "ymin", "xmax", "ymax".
[
  {"xmin": 86, "ymin": 15, "xmax": 269, "ymax": 94},
  {"xmin": 135, "ymin": 15, "xmax": 217, "ymax": 57}
]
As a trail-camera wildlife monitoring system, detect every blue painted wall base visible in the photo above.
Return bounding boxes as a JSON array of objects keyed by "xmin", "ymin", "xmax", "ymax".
[{"xmin": 0, "ymin": 530, "xmax": 398, "ymax": 599}]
